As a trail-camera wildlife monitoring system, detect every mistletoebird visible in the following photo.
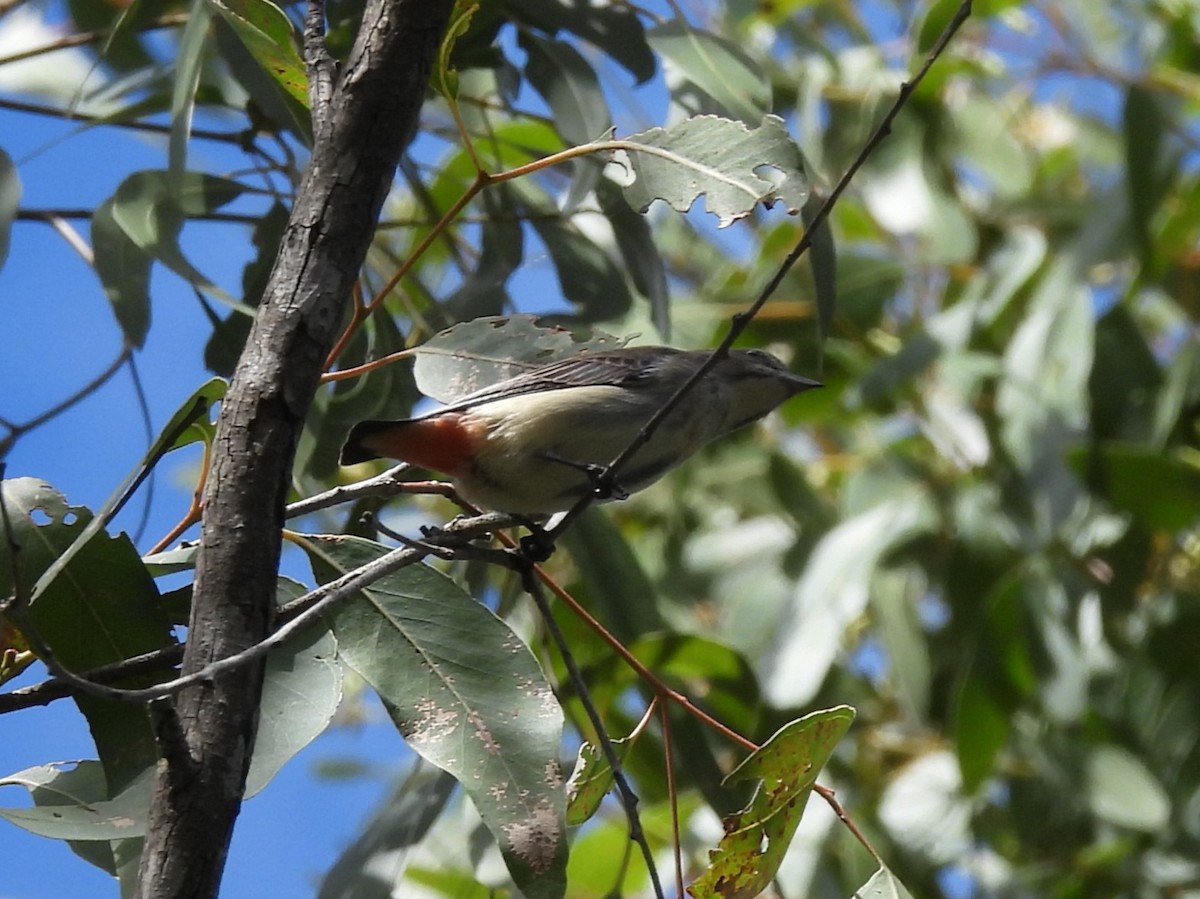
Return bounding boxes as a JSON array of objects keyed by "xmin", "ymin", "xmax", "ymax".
[{"xmin": 340, "ymin": 346, "xmax": 820, "ymax": 515}]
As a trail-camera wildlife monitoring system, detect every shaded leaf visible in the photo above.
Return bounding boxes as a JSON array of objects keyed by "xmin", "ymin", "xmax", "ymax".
[
  {"xmin": 297, "ymin": 534, "xmax": 568, "ymax": 899},
  {"xmin": 688, "ymin": 706, "xmax": 855, "ymax": 899},
  {"xmin": 443, "ymin": 189, "xmax": 524, "ymax": 321},
  {"xmin": 504, "ymin": 0, "xmax": 655, "ymax": 83},
  {"xmin": 596, "ymin": 177, "xmax": 670, "ymax": 338},
  {"xmin": 647, "ymin": 21, "xmax": 770, "ymax": 124},
  {"xmin": 1123, "ymin": 83, "xmax": 1170, "ymax": 265},
  {"xmin": 106, "ymin": 170, "xmax": 249, "ymax": 311},
  {"xmin": 763, "ymin": 491, "xmax": 937, "ymax": 707},
  {"xmin": 92, "ymin": 198, "xmax": 153, "ymax": 348},
  {"xmin": 521, "ymin": 33, "xmax": 610, "ymax": 146},
  {"xmin": 616, "ymin": 115, "xmax": 808, "ymax": 228},
  {"xmin": 0, "ymin": 147, "xmax": 20, "ymax": 272},
  {"xmin": 802, "ymin": 194, "xmax": 836, "ymax": 341},
  {"xmin": 1071, "ymin": 443, "xmax": 1200, "ymax": 533},
  {"xmin": 0, "ymin": 478, "xmax": 175, "ymax": 792},
  {"xmin": 169, "ymin": 0, "xmax": 212, "ymax": 180},
  {"xmin": 531, "ymin": 216, "xmax": 634, "ymax": 320},
  {"xmin": 413, "ymin": 314, "xmax": 624, "ymax": 403},
  {"xmin": 317, "ymin": 762, "xmax": 458, "ymax": 899}
]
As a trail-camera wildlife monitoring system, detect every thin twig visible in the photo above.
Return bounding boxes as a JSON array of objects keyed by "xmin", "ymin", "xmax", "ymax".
[
  {"xmin": 518, "ymin": 560, "xmax": 666, "ymax": 899},
  {"xmin": 0, "ymin": 343, "xmax": 131, "ymax": 455},
  {"xmin": 283, "ymin": 464, "xmax": 414, "ymax": 518},
  {"xmin": 659, "ymin": 701, "xmax": 685, "ymax": 899},
  {"xmin": 546, "ymin": 0, "xmax": 975, "ymax": 539},
  {"xmin": 0, "ymin": 14, "xmax": 188, "ymax": 69}
]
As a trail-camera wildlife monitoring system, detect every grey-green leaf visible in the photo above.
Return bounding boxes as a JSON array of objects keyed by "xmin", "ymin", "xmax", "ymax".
[
  {"xmin": 297, "ymin": 534, "xmax": 568, "ymax": 899},
  {"xmin": 0, "ymin": 147, "xmax": 21, "ymax": 272},
  {"xmin": 617, "ymin": 115, "xmax": 808, "ymax": 228},
  {"xmin": 647, "ymin": 21, "xmax": 770, "ymax": 124}
]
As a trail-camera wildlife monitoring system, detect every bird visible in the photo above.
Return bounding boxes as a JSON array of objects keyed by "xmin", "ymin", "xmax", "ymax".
[{"xmin": 340, "ymin": 345, "xmax": 820, "ymax": 515}]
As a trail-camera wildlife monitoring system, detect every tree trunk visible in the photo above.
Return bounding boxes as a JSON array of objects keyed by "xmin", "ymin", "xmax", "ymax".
[{"xmin": 135, "ymin": 2, "xmax": 454, "ymax": 896}]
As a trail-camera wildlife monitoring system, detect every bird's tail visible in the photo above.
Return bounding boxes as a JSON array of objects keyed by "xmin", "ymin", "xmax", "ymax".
[{"xmin": 339, "ymin": 420, "xmax": 399, "ymax": 465}]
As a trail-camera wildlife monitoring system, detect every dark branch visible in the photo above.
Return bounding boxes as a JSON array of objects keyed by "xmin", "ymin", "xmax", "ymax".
[{"xmin": 133, "ymin": 2, "xmax": 456, "ymax": 897}]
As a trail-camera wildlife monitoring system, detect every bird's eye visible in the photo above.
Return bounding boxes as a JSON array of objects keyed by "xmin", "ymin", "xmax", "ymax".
[{"xmin": 742, "ymin": 348, "xmax": 781, "ymax": 367}]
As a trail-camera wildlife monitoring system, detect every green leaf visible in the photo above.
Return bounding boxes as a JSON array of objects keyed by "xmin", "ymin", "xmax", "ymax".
[
  {"xmin": 106, "ymin": 170, "xmax": 249, "ymax": 312},
  {"xmin": 433, "ymin": 0, "xmax": 477, "ymax": 100},
  {"xmin": 297, "ymin": 534, "xmax": 568, "ymax": 899},
  {"xmin": 854, "ymin": 865, "xmax": 918, "ymax": 899},
  {"xmin": 206, "ymin": 0, "xmax": 308, "ymax": 107},
  {"xmin": 412, "ymin": 315, "xmax": 624, "ymax": 403},
  {"xmin": 244, "ymin": 581, "xmax": 343, "ymax": 797},
  {"xmin": 0, "ymin": 478, "xmax": 176, "ymax": 792},
  {"xmin": 564, "ymin": 736, "xmax": 634, "ymax": 826},
  {"xmin": 646, "ymin": 21, "xmax": 770, "ymax": 124},
  {"xmin": 317, "ymin": 763, "xmax": 458, "ymax": 899},
  {"xmin": 0, "ymin": 761, "xmax": 153, "ymax": 841},
  {"xmin": 0, "ymin": 147, "xmax": 20, "ymax": 272},
  {"xmin": 689, "ymin": 706, "xmax": 855, "ymax": 899},
  {"xmin": 151, "ymin": 377, "xmax": 228, "ymax": 457},
  {"xmin": 802, "ymin": 194, "xmax": 836, "ymax": 341},
  {"xmin": 504, "ymin": 0, "xmax": 655, "ymax": 83},
  {"xmin": 763, "ymin": 491, "xmax": 937, "ymax": 707},
  {"xmin": 530, "ymin": 216, "xmax": 634, "ymax": 320},
  {"xmin": 596, "ymin": 178, "xmax": 670, "ymax": 338},
  {"xmin": 1070, "ymin": 443, "xmax": 1200, "ymax": 533},
  {"xmin": 92, "ymin": 197, "xmax": 153, "ymax": 347},
  {"xmin": 1086, "ymin": 745, "xmax": 1170, "ymax": 832},
  {"xmin": 617, "ymin": 115, "xmax": 808, "ymax": 228},
  {"xmin": 521, "ymin": 33, "xmax": 611, "ymax": 146}
]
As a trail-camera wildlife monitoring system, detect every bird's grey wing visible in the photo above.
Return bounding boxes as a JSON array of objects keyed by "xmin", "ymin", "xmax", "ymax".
[{"xmin": 422, "ymin": 347, "xmax": 681, "ymax": 415}]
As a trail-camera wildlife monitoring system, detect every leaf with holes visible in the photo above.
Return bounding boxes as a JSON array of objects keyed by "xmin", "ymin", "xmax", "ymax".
[
  {"xmin": 297, "ymin": 533, "xmax": 568, "ymax": 899},
  {"xmin": 614, "ymin": 115, "xmax": 808, "ymax": 228},
  {"xmin": 0, "ymin": 761, "xmax": 153, "ymax": 842},
  {"xmin": 0, "ymin": 478, "xmax": 176, "ymax": 792},
  {"xmin": 565, "ymin": 736, "xmax": 634, "ymax": 826},
  {"xmin": 688, "ymin": 706, "xmax": 855, "ymax": 899}
]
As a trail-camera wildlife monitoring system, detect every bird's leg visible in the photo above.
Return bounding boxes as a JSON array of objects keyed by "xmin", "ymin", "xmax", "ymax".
[
  {"xmin": 515, "ymin": 515, "xmax": 557, "ymax": 563},
  {"xmin": 538, "ymin": 451, "xmax": 630, "ymax": 502}
]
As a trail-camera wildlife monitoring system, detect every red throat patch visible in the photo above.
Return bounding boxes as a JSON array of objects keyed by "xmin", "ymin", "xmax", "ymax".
[{"xmin": 362, "ymin": 414, "xmax": 483, "ymax": 476}]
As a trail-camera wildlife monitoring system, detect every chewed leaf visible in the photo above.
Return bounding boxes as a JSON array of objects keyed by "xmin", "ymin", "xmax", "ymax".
[
  {"xmin": 613, "ymin": 115, "xmax": 808, "ymax": 228},
  {"xmin": 0, "ymin": 761, "xmax": 153, "ymax": 841},
  {"xmin": 413, "ymin": 315, "xmax": 625, "ymax": 403},
  {"xmin": 688, "ymin": 705, "xmax": 855, "ymax": 899},
  {"xmin": 565, "ymin": 736, "xmax": 633, "ymax": 826}
]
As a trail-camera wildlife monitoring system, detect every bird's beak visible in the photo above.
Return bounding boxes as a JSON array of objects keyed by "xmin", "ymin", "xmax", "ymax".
[{"xmin": 782, "ymin": 372, "xmax": 822, "ymax": 393}]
